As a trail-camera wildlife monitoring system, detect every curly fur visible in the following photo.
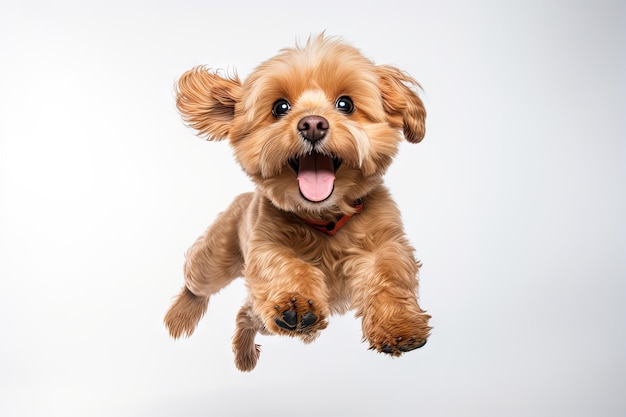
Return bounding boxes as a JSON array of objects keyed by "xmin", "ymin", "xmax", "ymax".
[{"xmin": 165, "ymin": 34, "xmax": 431, "ymax": 371}]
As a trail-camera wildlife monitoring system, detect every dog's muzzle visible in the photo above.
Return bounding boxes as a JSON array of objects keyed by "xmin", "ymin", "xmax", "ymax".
[{"xmin": 289, "ymin": 115, "xmax": 343, "ymax": 203}]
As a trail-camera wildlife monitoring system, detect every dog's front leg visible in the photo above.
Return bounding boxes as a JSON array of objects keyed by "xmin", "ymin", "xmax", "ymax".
[
  {"xmin": 244, "ymin": 247, "xmax": 330, "ymax": 343},
  {"xmin": 347, "ymin": 239, "xmax": 431, "ymax": 355}
]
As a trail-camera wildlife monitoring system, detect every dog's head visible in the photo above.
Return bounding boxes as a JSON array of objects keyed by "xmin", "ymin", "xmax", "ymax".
[{"xmin": 176, "ymin": 35, "xmax": 426, "ymax": 216}]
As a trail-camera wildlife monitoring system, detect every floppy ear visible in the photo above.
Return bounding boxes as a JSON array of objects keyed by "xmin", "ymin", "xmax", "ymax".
[
  {"xmin": 377, "ymin": 65, "xmax": 426, "ymax": 143},
  {"xmin": 175, "ymin": 66, "xmax": 242, "ymax": 141}
]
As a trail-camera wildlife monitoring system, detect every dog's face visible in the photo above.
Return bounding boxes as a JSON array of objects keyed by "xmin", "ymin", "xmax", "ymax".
[{"xmin": 176, "ymin": 35, "xmax": 426, "ymax": 215}]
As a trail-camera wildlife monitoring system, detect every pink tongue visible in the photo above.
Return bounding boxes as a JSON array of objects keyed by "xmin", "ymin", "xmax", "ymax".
[{"xmin": 297, "ymin": 153, "xmax": 335, "ymax": 202}]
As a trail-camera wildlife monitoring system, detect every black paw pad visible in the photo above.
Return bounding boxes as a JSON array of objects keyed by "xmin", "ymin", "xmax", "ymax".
[
  {"xmin": 377, "ymin": 337, "xmax": 428, "ymax": 355},
  {"xmin": 272, "ymin": 296, "xmax": 324, "ymax": 333},
  {"xmin": 274, "ymin": 310, "xmax": 297, "ymax": 330},
  {"xmin": 381, "ymin": 344, "xmax": 394, "ymax": 354},
  {"xmin": 282, "ymin": 310, "xmax": 297, "ymax": 326},
  {"xmin": 398, "ymin": 338, "xmax": 427, "ymax": 352},
  {"xmin": 301, "ymin": 311, "xmax": 318, "ymax": 328}
]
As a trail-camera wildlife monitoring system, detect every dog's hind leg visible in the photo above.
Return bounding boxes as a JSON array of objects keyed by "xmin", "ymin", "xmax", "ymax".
[
  {"xmin": 232, "ymin": 300, "xmax": 270, "ymax": 371},
  {"xmin": 164, "ymin": 193, "xmax": 252, "ymax": 338}
]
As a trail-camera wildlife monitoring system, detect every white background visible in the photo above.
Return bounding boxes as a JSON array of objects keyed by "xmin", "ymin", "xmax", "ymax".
[{"xmin": 1, "ymin": 1, "xmax": 623, "ymax": 416}]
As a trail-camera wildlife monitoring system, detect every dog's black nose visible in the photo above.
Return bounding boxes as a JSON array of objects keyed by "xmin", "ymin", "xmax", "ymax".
[{"xmin": 298, "ymin": 115, "xmax": 329, "ymax": 143}]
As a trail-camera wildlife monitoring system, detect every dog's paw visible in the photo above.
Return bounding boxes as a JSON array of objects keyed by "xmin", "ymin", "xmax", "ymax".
[
  {"xmin": 369, "ymin": 335, "xmax": 428, "ymax": 355},
  {"xmin": 233, "ymin": 343, "xmax": 262, "ymax": 372},
  {"xmin": 267, "ymin": 293, "xmax": 328, "ymax": 336},
  {"xmin": 365, "ymin": 312, "xmax": 431, "ymax": 356}
]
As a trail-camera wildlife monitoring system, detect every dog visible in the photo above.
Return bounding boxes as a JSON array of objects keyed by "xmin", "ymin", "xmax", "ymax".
[{"xmin": 164, "ymin": 34, "xmax": 431, "ymax": 371}]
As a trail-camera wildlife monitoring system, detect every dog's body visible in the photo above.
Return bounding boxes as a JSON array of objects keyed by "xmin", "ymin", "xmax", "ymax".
[{"xmin": 164, "ymin": 35, "xmax": 431, "ymax": 371}]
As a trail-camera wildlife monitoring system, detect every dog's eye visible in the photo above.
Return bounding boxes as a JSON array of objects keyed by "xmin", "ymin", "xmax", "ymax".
[
  {"xmin": 335, "ymin": 96, "xmax": 354, "ymax": 114},
  {"xmin": 272, "ymin": 99, "xmax": 291, "ymax": 117}
]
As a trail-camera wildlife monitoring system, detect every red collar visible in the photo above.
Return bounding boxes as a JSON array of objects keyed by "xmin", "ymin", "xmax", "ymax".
[{"xmin": 298, "ymin": 199, "xmax": 364, "ymax": 236}]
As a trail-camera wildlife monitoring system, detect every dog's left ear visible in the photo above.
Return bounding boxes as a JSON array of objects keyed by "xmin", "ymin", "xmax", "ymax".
[{"xmin": 377, "ymin": 65, "xmax": 426, "ymax": 143}]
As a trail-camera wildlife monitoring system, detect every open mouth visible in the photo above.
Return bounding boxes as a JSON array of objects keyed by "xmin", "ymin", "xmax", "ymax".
[{"xmin": 289, "ymin": 152, "xmax": 342, "ymax": 202}]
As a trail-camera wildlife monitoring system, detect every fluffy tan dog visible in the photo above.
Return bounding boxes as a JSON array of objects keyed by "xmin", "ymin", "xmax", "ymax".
[{"xmin": 164, "ymin": 34, "xmax": 431, "ymax": 371}]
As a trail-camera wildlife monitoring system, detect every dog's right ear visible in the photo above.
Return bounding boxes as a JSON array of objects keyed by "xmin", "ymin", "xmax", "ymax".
[{"xmin": 176, "ymin": 67, "xmax": 242, "ymax": 141}]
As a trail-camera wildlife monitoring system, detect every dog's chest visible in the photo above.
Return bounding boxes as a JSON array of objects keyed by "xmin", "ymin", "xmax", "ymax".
[{"xmin": 290, "ymin": 230, "xmax": 358, "ymax": 276}]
